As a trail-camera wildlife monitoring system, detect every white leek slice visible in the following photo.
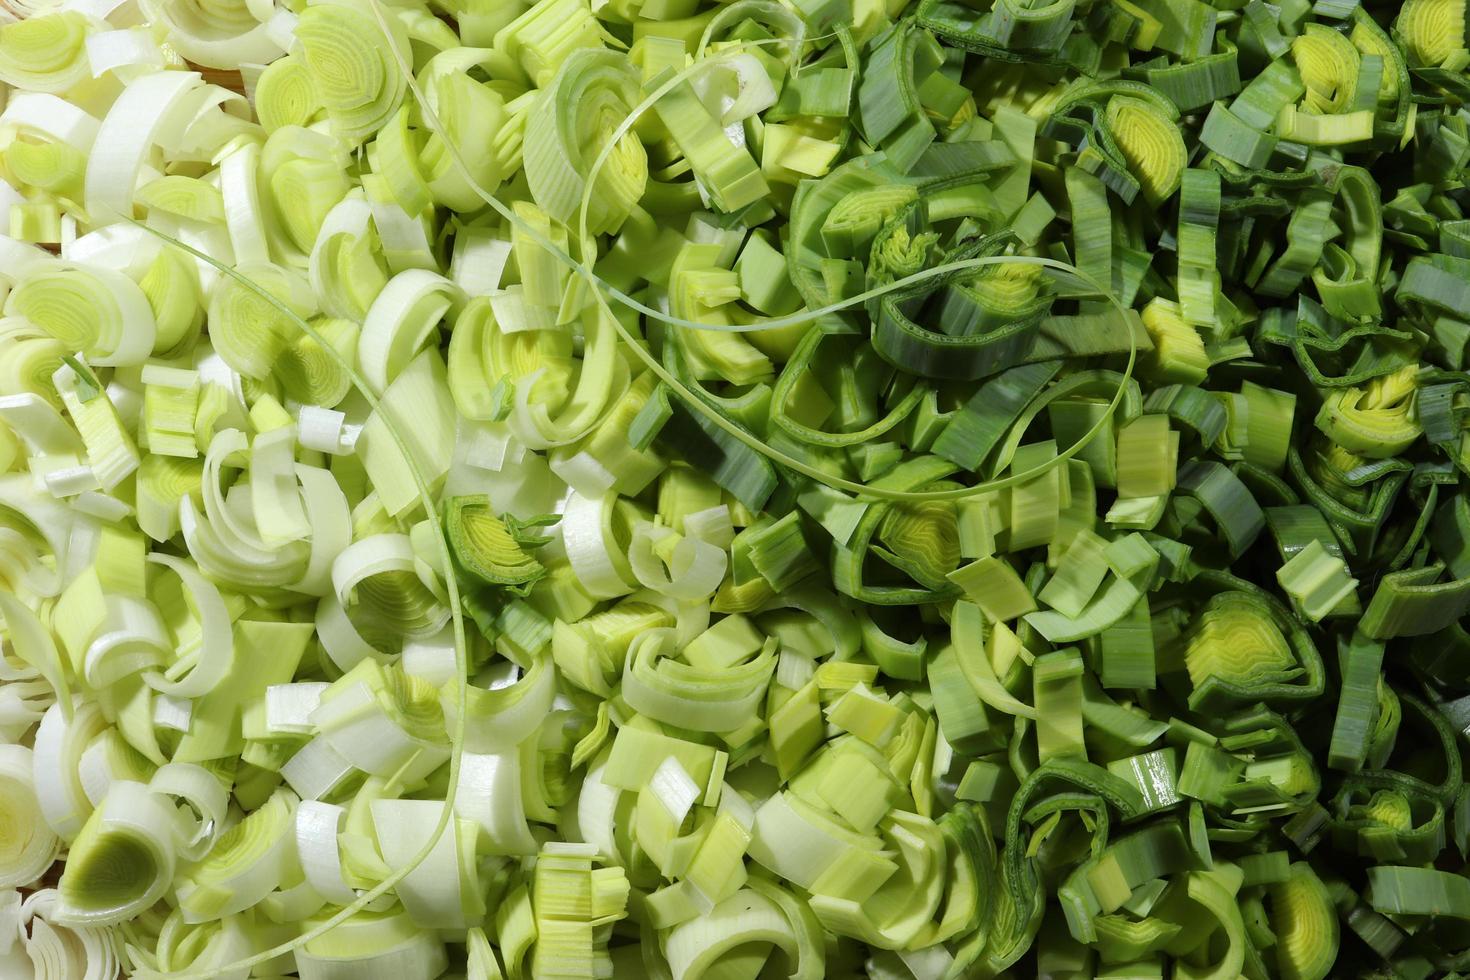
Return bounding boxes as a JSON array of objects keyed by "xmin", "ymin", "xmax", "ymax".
[
  {"xmin": 0, "ymin": 393, "xmax": 84, "ymax": 457},
  {"xmin": 143, "ymin": 907, "xmax": 254, "ymax": 980},
  {"xmin": 288, "ymin": 463, "xmax": 352, "ymax": 597},
  {"xmin": 621, "ymin": 627, "xmax": 775, "ymax": 733},
  {"xmin": 143, "ymin": 553, "xmax": 234, "ymax": 699},
  {"xmin": 294, "ymin": 800, "xmax": 357, "ymax": 906},
  {"xmin": 561, "ymin": 491, "xmax": 635, "ymax": 599},
  {"xmin": 292, "ymin": 906, "xmax": 447, "ymax": 980},
  {"xmin": 443, "ymin": 650, "xmax": 555, "ymax": 752},
  {"xmin": 664, "ymin": 888, "xmax": 802, "ymax": 980},
  {"xmin": 14, "ymin": 887, "xmax": 124, "ymax": 980},
  {"xmin": 506, "ymin": 308, "xmax": 625, "ymax": 450},
  {"xmin": 32, "ymin": 700, "xmax": 107, "ymax": 840},
  {"xmin": 627, "ymin": 521, "xmax": 728, "ymax": 601},
  {"xmin": 307, "ymin": 195, "xmax": 383, "ymax": 320},
  {"xmin": 177, "ymin": 787, "xmax": 298, "ymax": 923},
  {"xmin": 455, "ymin": 752, "xmax": 539, "ymax": 856},
  {"xmin": 0, "ymin": 745, "xmax": 60, "ymax": 888},
  {"xmin": 747, "ymin": 790, "xmax": 887, "ymax": 891},
  {"xmin": 0, "ymin": 92, "xmax": 99, "ymax": 151},
  {"xmin": 148, "ymin": 761, "xmax": 228, "ymax": 862},
  {"xmin": 280, "ymin": 734, "xmax": 356, "ymax": 802},
  {"xmin": 0, "ymin": 11, "xmax": 94, "ymax": 94},
  {"xmin": 356, "ymin": 348, "xmax": 457, "ymax": 517},
  {"xmin": 219, "ymin": 141, "xmax": 272, "ymax": 269},
  {"xmin": 310, "ymin": 659, "xmax": 449, "ymax": 781},
  {"xmin": 357, "ymin": 269, "xmax": 460, "ymax": 394},
  {"xmin": 0, "ymin": 592, "xmax": 72, "ymax": 718},
  {"xmin": 55, "ymin": 780, "xmax": 178, "ymax": 926},
  {"xmin": 8, "ymin": 263, "xmax": 156, "ymax": 366},
  {"xmin": 83, "ymin": 70, "xmax": 204, "ymax": 225},
  {"xmin": 371, "ymin": 798, "xmax": 483, "ymax": 929},
  {"xmin": 401, "ymin": 626, "xmax": 458, "ymax": 688},
  {"xmin": 249, "ymin": 425, "xmax": 311, "ymax": 547},
  {"xmin": 76, "ymin": 729, "xmax": 157, "ymax": 807},
  {"xmin": 575, "ymin": 757, "xmax": 622, "ymax": 867},
  {"xmin": 146, "ymin": 0, "xmax": 285, "ymax": 68},
  {"xmin": 313, "ymin": 592, "xmax": 384, "ymax": 673},
  {"xmin": 85, "ymin": 27, "xmax": 164, "ymax": 78},
  {"xmin": 77, "ymin": 595, "xmax": 167, "ymax": 690},
  {"xmin": 330, "ymin": 532, "xmax": 449, "ymax": 648}
]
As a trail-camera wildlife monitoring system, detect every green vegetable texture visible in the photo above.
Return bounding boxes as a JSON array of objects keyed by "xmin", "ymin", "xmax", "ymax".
[{"xmin": 0, "ymin": 0, "xmax": 1469, "ymax": 976}]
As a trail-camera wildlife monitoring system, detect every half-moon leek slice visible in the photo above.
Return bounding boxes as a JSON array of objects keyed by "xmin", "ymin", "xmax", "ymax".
[
  {"xmin": 1395, "ymin": 0, "xmax": 1466, "ymax": 68},
  {"xmin": 1268, "ymin": 862, "xmax": 1339, "ymax": 980},
  {"xmin": 1183, "ymin": 591, "xmax": 1305, "ymax": 712},
  {"xmin": 296, "ymin": 0, "xmax": 411, "ymax": 145},
  {"xmin": 178, "ymin": 788, "xmax": 299, "ymax": 922},
  {"xmin": 0, "ymin": 744, "xmax": 60, "ymax": 888},
  {"xmin": 524, "ymin": 49, "xmax": 647, "ymax": 236},
  {"xmin": 1105, "ymin": 95, "xmax": 1186, "ymax": 205}
]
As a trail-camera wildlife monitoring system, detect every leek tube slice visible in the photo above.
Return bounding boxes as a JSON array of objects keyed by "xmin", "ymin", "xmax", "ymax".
[
  {"xmin": 296, "ymin": 0, "xmax": 411, "ymax": 145},
  {"xmin": 56, "ymin": 780, "xmax": 177, "ymax": 926},
  {"xmin": 444, "ymin": 496, "xmax": 547, "ymax": 589},
  {"xmin": 0, "ymin": 744, "xmax": 60, "ymax": 888}
]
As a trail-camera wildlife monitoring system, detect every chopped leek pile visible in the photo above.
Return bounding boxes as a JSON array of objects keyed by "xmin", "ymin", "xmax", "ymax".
[{"xmin": 3, "ymin": 0, "xmax": 1470, "ymax": 976}]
